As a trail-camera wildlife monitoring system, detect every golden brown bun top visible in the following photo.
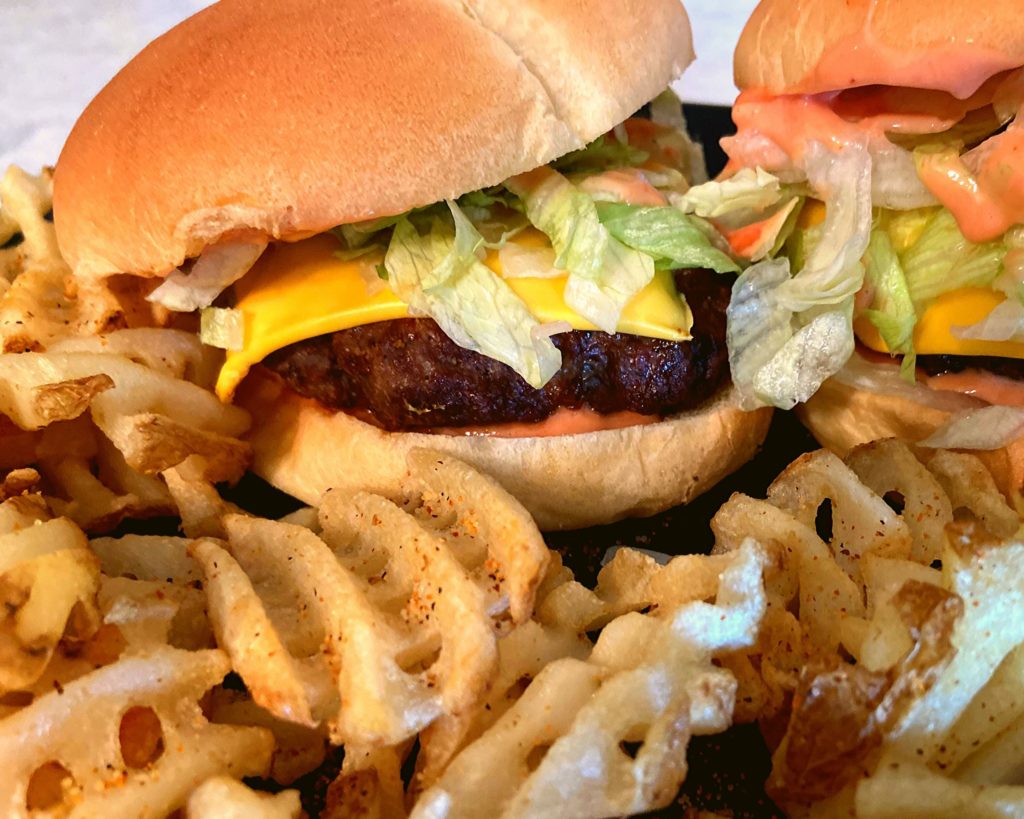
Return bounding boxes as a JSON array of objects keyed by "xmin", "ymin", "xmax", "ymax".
[
  {"xmin": 53, "ymin": 0, "xmax": 694, "ymax": 279},
  {"xmin": 735, "ymin": 0, "xmax": 1024, "ymax": 97}
]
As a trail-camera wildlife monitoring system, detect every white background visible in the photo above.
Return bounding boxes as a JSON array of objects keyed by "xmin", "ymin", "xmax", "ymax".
[{"xmin": 0, "ymin": 0, "xmax": 757, "ymax": 172}]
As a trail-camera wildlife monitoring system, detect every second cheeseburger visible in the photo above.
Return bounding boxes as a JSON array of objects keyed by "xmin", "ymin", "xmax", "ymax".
[
  {"xmin": 715, "ymin": 0, "xmax": 1024, "ymax": 464},
  {"xmin": 52, "ymin": 0, "xmax": 770, "ymax": 529}
]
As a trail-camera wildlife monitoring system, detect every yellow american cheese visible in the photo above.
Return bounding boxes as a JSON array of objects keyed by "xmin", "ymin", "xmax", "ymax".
[
  {"xmin": 216, "ymin": 230, "xmax": 694, "ymax": 400},
  {"xmin": 855, "ymin": 287, "xmax": 1024, "ymax": 360}
]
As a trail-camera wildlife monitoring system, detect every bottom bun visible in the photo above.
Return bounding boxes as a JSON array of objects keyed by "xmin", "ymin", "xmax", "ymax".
[
  {"xmin": 237, "ymin": 367, "xmax": 772, "ymax": 530},
  {"xmin": 798, "ymin": 376, "xmax": 1024, "ymax": 497}
]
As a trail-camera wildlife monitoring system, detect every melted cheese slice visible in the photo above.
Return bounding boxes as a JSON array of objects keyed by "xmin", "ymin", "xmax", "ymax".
[
  {"xmin": 855, "ymin": 287, "xmax": 1024, "ymax": 360},
  {"xmin": 216, "ymin": 230, "xmax": 693, "ymax": 400}
]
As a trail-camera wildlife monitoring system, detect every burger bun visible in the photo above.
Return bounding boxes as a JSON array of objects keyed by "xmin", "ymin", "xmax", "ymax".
[{"xmin": 238, "ymin": 367, "xmax": 772, "ymax": 530}]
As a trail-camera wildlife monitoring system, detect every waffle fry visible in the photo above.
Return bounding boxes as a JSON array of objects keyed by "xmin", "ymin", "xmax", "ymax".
[
  {"xmin": 845, "ymin": 438, "xmax": 952, "ymax": 564},
  {"xmin": 0, "ymin": 467, "xmax": 40, "ymax": 501},
  {"xmin": 0, "ymin": 648, "xmax": 273, "ymax": 817},
  {"xmin": 0, "ymin": 167, "xmax": 166, "ymax": 353},
  {"xmin": 0, "ymin": 511, "xmax": 100, "ymax": 694},
  {"xmin": 711, "ymin": 439, "xmax": 1024, "ymax": 817},
  {"xmin": 192, "ymin": 451, "xmax": 550, "ymax": 747},
  {"xmin": 205, "ymin": 689, "xmax": 328, "ymax": 785},
  {"xmin": 163, "ymin": 457, "xmax": 242, "ymax": 538},
  {"xmin": 187, "ymin": 776, "xmax": 301, "ymax": 819},
  {"xmin": 0, "ymin": 345, "xmax": 251, "ymax": 531},
  {"xmin": 325, "ymin": 745, "xmax": 408, "ymax": 818},
  {"xmin": 411, "ymin": 542, "xmax": 767, "ymax": 818},
  {"xmin": 415, "ymin": 619, "xmax": 591, "ymax": 792},
  {"xmin": 90, "ymin": 534, "xmax": 203, "ymax": 585}
]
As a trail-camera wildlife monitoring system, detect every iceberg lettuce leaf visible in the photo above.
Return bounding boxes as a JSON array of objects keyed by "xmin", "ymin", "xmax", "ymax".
[
  {"xmin": 384, "ymin": 202, "xmax": 561, "ymax": 388},
  {"xmin": 862, "ymin": 229, "xmax": 917, "ymax": 380},
  {"xmin": 726, "ymin": 143, "xmax": 872, "ymax": 408},
  {"xmin": 672, "ymin": 167, "xmax": 782, "ymax": 219},
  {"xmin": 595, "ymin": 202, "xmax": 739, "ymax": 273},
  {"xmin": 508, "ymin": 168, "xmax": 655, "ymax": 333}
]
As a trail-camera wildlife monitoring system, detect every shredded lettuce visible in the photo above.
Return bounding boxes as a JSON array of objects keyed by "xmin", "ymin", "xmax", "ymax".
[
  {"xmin": 457, "ymin": 187, "xmax": 524, "ymax": 213},
  {"xmin": 553, "ymin": 134, "xmax": 649, "ymax": 175},
  {"xmin": 726, "ymin": 143, "xmax": 872, "ymax": 408},
  {"xmin": 884, "ymin": 207, "xmax": 935, "ymax": 253},
  {"xmin": 868, "ymin": 142, "xmax": 939, "ymax": 210},
  {"xmin": 723, "ymin": 196, "xmax": 803, "ymax": 263},
  {"xmin": 333, "ymin": 244, "xmax": 382, "ymax": 262},
  {"xmin": 919, "ymin": 405, "xmax": 1024, "ymax": 450},
  {"xmin": 563, "ymin": 237, "xmax": 655, "ymax": 335},
  {"xmin": 648, "ymin": 88, "xmax": 708, "ymax": 185},
  {"xmin": 383, "ymin": 202, "xmax": 561, "ymax": 388},
  {"xmin": 497, "ymin": 244, "xmax": 562, "ymax": 279},
  {"xmin": 953, "ymin": 298, "xmax": 1024, "ymax": 342},
  {"xmin": 199, "ymin": 307, "xmax": 244, "ymax": 351},
  {"xmin": 149, "ymin": 241, "xmax": 267, "ymax": 312},
  {"xmin": 727, "ymin": 259, "xmax": 856, "ymax": 410},
  {"xmin": 767, "ymin": 198, "xmax": 804, "ymax": 259},
  {"xmin": 508, "ymin": 168, "xmax": 654, "ymax": 333},
  {"xmin": 332, "ymin": 214, "xmax": 410, "ymax": 250},
  {"xmin": 649, "ymin": 88, "xmax": 688, "ymax": 133},
  {"xmin": 594, "ymin": 202, "xmax": 739, "ymax": 273},
  {"xmin": 862, "ymin": 229, "xmax": 917, "ymax": 379},
  {"xmin": 672, "ymin": 167, "xmax": 782, "ymax": 219},
  {"xmin": 776, "ymin": 143, "xmax": 873, "ymax": 312},
  {"xmin": 899, "ymin": 207, "xmax": 1006, "ymax": 303}
]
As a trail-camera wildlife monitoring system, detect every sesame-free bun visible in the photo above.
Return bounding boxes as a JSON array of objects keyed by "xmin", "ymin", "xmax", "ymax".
[
  {"xmin": 53, "ymin": 0, "xmax": 694, "ymax": 280},
  {"xmin": 237, "ymin": 367, "xmax": 772, "ymax": 531},
  {"xmin": 797, "ymin": 376, "xmax": 1024, "ymax": 497},
  {"xmin": 734, "ymin": 0, "xmax": 1024, "ymax": 98}
]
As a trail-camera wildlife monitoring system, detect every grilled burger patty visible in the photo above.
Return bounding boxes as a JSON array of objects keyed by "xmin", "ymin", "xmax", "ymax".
[
  {"xmin": 265, "ymin": 269, "xmax": 732, "ymax": 431},
  {"xmin": 917, "ymin": 354, "xmax": 1024, "ymax": 381}
]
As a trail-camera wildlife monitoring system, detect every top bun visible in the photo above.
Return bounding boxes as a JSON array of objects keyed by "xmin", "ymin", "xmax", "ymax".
[
  {"xmin": 734, "ymin": 0, "xmax": 1024, "ymax": 98},
  {"xmin": 54, "ymin": 0, "xmax": 694, "ymax": 280}
]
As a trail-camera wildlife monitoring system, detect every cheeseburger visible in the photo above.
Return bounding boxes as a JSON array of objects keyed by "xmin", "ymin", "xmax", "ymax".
[
  {"xmin": 710, "ymin": 0, "xmax": 1024, "ymax": 466},
  {"xmin": 52, "ymin": 0, "xmax": 771, "ymax": 529}
]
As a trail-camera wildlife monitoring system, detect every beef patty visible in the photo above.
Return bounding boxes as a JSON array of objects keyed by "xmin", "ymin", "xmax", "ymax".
[
  {"xmin": 917, "ymin": 354, "xmax": 1024, "ymax": 381},
  {"xmin": 265, "ymin": 269, "xmax": 732, "ymax": 431}
]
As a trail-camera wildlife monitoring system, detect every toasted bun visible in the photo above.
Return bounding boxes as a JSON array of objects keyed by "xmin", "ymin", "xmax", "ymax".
[
  {"xmin": 735, "ymin": 0, "xmax": 1024, "ymax": 97},
  {"xmin": 237, "ymin": 367, "xmax": 772, "ymax": 531},
  {"xmin": 53, "ymin": 0, "xmax": 694, "ymax": 280},
  {"xmin": 798, "ymin": 376, "xmax": 1024, "ymax": 497}
]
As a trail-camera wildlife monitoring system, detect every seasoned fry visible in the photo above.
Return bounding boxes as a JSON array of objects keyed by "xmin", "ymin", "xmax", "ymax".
[
  {"xmin": 398, "ymin": 449, "xmax": 551, "ymax": 625},
  {"xmin": 925, "ymin": 450, "xmax": 1020, "ymax": 538},
  {"xmin": 195, "ymin": 448, "xmax": 552, "ymax": 747},
  {"xmin": 187, "ymin": 776, "xmax": 301, "ymax": 819},
  {"xmin": 412, "ymin": 542, "xmax": 767, "ymax": 819},
  {"xmin": 0, "ymin": 468, "xmax": 40, "ymax": 502},
  {"xmin": 190, "ymin": 535, "xmax": 325, "ymax": 727},
  {"xmin": 0, "ymin": 167, "xmax": 170, "ymax": 352},
  {"xmin": 854, "ymin": 762, "xmax": 1024, "ymax": 819},
  {"xmin": 745, "ymin": 440, "xmax": 1024, "ymax": 817},
  {"xmin": 845, "ymin": 438, "xmax": 952, "ymax": 564},
  {"xmin": 205, "ymin": 689, "xmax": 328, "ymax": 785},
  {"xmin": 0, "ymin": 516, "xmax": 100, "ymax": 694},
  {"xmin": 0, "ymin": 648, "xmax": 273, "ymax": 817}
]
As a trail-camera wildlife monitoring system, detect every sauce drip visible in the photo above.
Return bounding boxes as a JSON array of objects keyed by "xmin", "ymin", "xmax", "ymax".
[
  {"xmin": 432, "ymin": 407, "xmax": 657, "ymax": 438},
  {"xmin": 916, "ymin": 129, "xmax": 1024, "ymax": 242},
  {"xmin": 925, "ymin": 371, "xmax": 1024, "ymax": 408},
  {"xmin": 724, "ymin": 70, "xmax": 1024, "ymax": 243}
]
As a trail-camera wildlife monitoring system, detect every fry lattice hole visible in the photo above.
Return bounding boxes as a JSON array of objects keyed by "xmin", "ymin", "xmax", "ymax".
[
  {"xmin": 119, "ymin": 706, "xmax": 165, "ymax": 769},
  {"xmin": 25, "ymin": 761, "xmax": 74, "ymax": 811}
]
